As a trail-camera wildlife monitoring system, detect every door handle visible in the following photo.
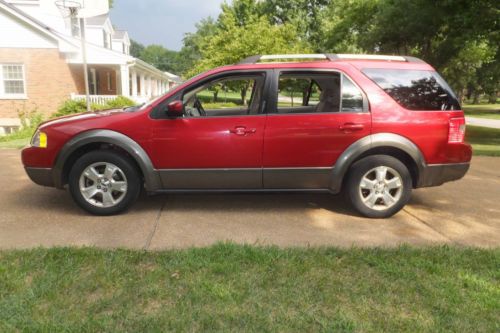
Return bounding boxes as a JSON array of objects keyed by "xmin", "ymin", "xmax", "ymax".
[
  {"xmin": 339, "ymin": 123, "xmax": 364, "ymax": 132},
  {"xmin": 229, "ymin": 126, "xmax": 257, "ymax": 136}
]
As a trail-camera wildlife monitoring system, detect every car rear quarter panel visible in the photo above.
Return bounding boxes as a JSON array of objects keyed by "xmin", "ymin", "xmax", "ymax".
[{"xmin": 348, "ymin": 64, "xmax": 472, "ymax": 164}]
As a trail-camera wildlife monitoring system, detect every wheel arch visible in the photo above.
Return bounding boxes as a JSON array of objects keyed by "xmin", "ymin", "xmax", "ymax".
[
  {"xmin": 330, "ymin": 133, "xmax": 426, "ymax": 193},
  {"xmin": 53, "ymin": 129, "xmax": 161, "ymax": 191}
]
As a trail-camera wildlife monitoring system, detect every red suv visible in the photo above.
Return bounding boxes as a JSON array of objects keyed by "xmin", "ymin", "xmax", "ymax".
[{"xmin": 22, "ymin": 54, "xmax": 472, "ymax": 218}]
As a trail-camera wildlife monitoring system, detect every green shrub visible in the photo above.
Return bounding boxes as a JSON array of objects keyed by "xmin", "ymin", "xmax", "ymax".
[
  {"xmin": 53, "ymin": 99, "xmax": 87, "ymax": 118},
  {"xmin": 103, "ymin": 95, "xmax": 136, "ymax": 109},
  {"xmin": 53, "ymin": 96, "xmax": 137, "ymax": 117},
  {"xmin": 0, "ymin": 107, "xmax": 43, "ymax": 142}
]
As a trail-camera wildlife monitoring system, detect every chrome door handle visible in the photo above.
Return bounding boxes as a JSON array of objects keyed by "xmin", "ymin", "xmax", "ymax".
[
  {"xmin": 229, "ymin": 127, "xmax": 256, "ymax": 136},
  {"xmin": 339, "ymin": 123, "xmax": 364, "ymax": 132}
]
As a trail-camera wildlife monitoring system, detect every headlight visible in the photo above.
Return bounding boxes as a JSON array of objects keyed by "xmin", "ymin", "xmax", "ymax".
[{"xmin": 31, "ymin": 130, "xmax": 47, "ymax": 148}]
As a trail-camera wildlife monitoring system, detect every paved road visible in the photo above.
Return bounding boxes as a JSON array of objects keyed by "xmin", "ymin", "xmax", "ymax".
[
  {"xmin": 0, "ymin": 149, "xmax": 499, "ymax": 249},
  {"xmin": 466, "ymin": 116, "xmax": 500, "ymax": 129}
]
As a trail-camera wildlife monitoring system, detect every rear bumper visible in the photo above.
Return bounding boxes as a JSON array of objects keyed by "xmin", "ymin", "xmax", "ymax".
[
  {"xmin": 417, "ymin": 162, "xmax": 470, "ymax": 188},
  {"xmin": 25, "ymin": 167, "xmax": 54, "ymax": 187}
]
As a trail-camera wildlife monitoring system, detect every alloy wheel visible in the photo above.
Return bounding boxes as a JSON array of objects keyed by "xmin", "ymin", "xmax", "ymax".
[
  {"xmin": 358, "ymin": 166, "xmax": 403, "ymax": 211},
  {"xmin": 79, "ymin": 162, "xmax": 128, "ymax": 208}
]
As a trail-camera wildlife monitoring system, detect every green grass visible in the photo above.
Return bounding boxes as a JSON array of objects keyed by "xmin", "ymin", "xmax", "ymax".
[
  {"xmin": 466, "ymin": 125, "xmax": 500, "ymax": 156},
  {"xmin": 0, "ymin": 137, "xmax": 29, "ymax": 149},
  {"xmin": 463, "ymin": 104, "xmax": 500, "ymax": 120},
  {"xmin": 1, "ymin": 244, "xmax": 498, "ymax": 332}
]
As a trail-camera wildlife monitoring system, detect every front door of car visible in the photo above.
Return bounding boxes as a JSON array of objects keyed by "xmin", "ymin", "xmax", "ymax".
[
  {"xmin": 263, "ymin": 70, "xmax": 372, "ymax": 189},
  {"xmin": 151, "ymin": 71, "xmax": 270, "ymax": 189}
]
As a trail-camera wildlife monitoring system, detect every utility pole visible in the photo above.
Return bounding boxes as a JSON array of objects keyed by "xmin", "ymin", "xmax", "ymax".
[{"xmin": 79, "ymin": 17, "xmax": 91, "ymax": 112}]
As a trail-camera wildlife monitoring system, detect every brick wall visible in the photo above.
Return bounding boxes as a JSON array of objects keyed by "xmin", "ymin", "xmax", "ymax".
[{"xmin": 0, "ymin": 48, "xmax": 84, "ymax": 120}]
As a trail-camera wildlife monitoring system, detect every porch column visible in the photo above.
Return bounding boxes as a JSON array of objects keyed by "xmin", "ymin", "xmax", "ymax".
[
  {"xmin": 119, "ymin": 65, "xmax": 130, "ymax": 97},
  {"xmin": 131, "ymin": 69, "xmax": 138, "ymax": 97},
  {"xmin": 147, "ymin": 76, "xmax": 152, "ymax": 97},
  {"xmin": 140, "ymin": 73, "xmax": 146, "ymax": 97}
]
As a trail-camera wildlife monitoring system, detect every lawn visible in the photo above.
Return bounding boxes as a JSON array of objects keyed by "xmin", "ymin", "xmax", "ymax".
[
  {"xmin": 466, "ymin": 125, "xmax": 500, "ymax": 157},
  {"xmin": 0, "ymin": 137, "xmax": 29, "ymax": 149},
  {"xmin": 0, "ymin": 244, "xmax": 498, "ymax": 332},
  {"xmin": 463, "ymin": 104, "xmax": 500, "ymax": 120}
]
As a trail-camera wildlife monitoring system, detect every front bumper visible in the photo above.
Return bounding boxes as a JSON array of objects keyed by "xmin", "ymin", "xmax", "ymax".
[
  {"xmin": 417, "ymin": 162, "xmax": 470, "ymax": 188},
  {"xmin": 25, "ymin": 167, "xmax": 54, "ymax": 187}
]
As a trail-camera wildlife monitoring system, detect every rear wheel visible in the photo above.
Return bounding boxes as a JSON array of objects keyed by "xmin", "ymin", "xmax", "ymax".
[
  {"xmin": 345, "ymin": 155, "xmax": 412, "ymax": 218},
  {"xmin": 68, "ymin": 151, "xmax": 141, "ymax": 215}
]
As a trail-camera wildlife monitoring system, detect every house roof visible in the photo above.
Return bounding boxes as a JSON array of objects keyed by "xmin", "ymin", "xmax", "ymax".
[
  {"xmin": 0, "ymin": 0, "xmax": 78, "ymax": 52},
  {"xmin": 85, "ymin": 13, "xmax": 108, "ymax": 26},
  {"xmin": 112, "ymin": 30, "xmax": 127, "ymax": 39},
  {"xmin": 0, "ymin": 0, "xmax": 172, "ymax": 79}
]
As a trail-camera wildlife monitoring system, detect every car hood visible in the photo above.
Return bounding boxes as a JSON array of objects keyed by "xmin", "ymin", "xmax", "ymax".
[{"xmin": 39, "ymin": 108, "xmax": 126, "ymax": 129}]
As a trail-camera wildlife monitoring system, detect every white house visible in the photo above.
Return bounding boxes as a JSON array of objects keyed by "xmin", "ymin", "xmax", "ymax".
[{"xmin": 0, "ymin": 0, "xmax": 179, "ymax": 134}]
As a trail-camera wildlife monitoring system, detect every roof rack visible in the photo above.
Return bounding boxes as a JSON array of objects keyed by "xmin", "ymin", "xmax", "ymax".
[{"xmin": 238, "ymin": 53, "xmax": 425, "ymax": 64}]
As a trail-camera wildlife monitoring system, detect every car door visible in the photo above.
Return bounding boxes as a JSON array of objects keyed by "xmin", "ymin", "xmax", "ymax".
[
  {"xmin": 151, "ymin": 70, "xmax": 270, "ymax": 189},
  {"xmin": 263, "ymin": 69, "xmax": 372, "ymax": 189}
]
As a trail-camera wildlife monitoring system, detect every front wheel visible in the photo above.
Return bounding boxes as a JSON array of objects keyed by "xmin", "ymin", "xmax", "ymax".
[
  {"xmin": 345, "ymin": 155, "xmax": 412, "ymax": 218},
  {"xmin": 68, "ymin": 151, "xmax": 141, "ymax": 215}
]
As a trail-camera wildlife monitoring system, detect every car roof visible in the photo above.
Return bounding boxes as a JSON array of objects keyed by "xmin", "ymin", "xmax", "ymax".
[
  {"xmin": 206, "ymin": 54, "xmax": 435, "ymax": 75},
  {"xmin": 215, "ymin": 59, "xmax": 434, "ymax": 73}
]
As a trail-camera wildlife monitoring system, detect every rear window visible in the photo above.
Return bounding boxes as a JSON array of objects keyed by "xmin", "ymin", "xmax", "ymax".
[{"xmin": 362, "ymin": 69, "xmax": 461, "ymax": 111}]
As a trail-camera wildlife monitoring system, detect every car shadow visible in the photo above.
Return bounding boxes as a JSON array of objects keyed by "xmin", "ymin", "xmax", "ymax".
[{"xmin": 7, "ymin": 183, "xmax": 360, "ymax": 218}]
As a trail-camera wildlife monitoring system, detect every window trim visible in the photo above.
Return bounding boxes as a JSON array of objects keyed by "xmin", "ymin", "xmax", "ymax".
[
  {"xmin": 150, "ymin": 69, "xmax": 272, "ymax": 120},
  {"xmin": 0, "ymin": 63, "xmax": 27, "ymax": 100},
  {"xmin": 269, "ymin": 69, "xmax": 369, "ymax": 116}
]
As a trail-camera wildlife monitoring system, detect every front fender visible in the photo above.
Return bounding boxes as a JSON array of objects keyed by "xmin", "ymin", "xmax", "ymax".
[{"xmin": 53, "ymin": 129, "xmax": 162, "ymax": 191}]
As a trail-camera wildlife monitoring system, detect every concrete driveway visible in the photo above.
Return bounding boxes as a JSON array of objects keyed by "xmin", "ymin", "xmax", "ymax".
[{"xmin": 0, "ymin": 149, "xmax": 499, "ymax": 249}]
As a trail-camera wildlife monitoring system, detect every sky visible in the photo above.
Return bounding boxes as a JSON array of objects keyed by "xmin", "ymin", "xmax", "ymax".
[{"xmin": 109, "ymin": 0, "xmax": 227, "ymax": 51}]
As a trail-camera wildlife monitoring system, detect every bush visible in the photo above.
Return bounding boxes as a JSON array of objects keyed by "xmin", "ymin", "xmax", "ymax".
[
  {"xmin": 53, "ymin": 99, "xmax": 87, "ymax": 118},
  {"xmin": 53, "ymin": 96, "xmax": 137, "ymax": 117},
  {"xmin": 102, "ymin": 95, "xmax": 136, "ymax": 109},
  {"xmin": 0, "ymin": 107, "xmax": 43, "ymax": 142}
]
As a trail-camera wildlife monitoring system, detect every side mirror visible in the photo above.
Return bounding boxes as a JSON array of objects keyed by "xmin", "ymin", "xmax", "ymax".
[{"xmin": 166, "ymin": 100, "xmax": 184, "ymax": 118}]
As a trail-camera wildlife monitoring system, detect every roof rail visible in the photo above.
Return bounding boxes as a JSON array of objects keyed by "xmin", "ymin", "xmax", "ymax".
[{"xmin": 238, "ymin": 53, "xmax": 425, "ymax": 64}]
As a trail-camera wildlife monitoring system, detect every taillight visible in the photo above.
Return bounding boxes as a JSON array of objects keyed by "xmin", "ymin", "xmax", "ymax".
[{"xmin": 448, "ymin": 117, "xmax": 466, "ymax": 143}]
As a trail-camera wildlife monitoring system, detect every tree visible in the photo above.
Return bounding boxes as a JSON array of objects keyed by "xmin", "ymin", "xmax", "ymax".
[
  {"xmin": 139, "ymin": 45, "xmax": 181, "ymax": 73},
  {"xmin": 177, "ymin": 17, "xmax": 218, "ymax": 75},
  {"xmin": 130, "ymin": 39, "xmax": 145, "ymax": 58},
  {"xmin": 189, "ymin": 10, "xmax": 310, "ymax": 77}
]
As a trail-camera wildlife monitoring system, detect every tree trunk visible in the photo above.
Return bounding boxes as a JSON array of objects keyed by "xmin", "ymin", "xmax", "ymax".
[
  {"xmin": 472, "ymin": 91, "xmax": 480, "ymax": 104},
  {"xmin": 241, "ymin": 87, "xmax": 247, "ymax": 106},
  {"xmin": 488, "ymin": 92, "xmax": 498, "ymax": 104},
  {"xmin": 213, "ymin": 91, "xmax": 219, "ymax": 103}
]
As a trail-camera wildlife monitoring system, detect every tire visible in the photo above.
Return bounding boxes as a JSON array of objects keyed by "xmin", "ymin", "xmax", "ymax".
[
  {"xmin": 68, "ymin": 150, "xmax": 141, "ymax": 215},
  {"xmin": 345, "ymin": 155, "xmax": 412, "ymax": 218}
]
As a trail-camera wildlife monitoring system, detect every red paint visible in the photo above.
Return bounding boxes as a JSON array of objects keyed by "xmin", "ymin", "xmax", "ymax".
[{"xmin": 22, "ymin": 58, "xmax": 472, "ymax": 172}]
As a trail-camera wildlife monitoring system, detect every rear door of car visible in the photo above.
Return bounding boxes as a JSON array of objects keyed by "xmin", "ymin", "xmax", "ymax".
[{"xmin": 263, "ymin": 69, "xmax": 372, "ymax": 189}]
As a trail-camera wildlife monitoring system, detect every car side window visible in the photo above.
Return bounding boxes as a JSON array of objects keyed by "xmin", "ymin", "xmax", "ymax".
[
  {"xmin": 276, "ymin": 72, "xmax": 364, "ymax": 114},
  {"xmin": 341, "ymin": 75, "xmax": 364, "ymax": 112},
  {"xmin": 182, "ymin": 75, "xmax": 265, "ymax": 117}
]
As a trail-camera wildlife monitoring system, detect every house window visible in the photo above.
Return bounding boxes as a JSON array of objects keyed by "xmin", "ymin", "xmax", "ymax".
[
  {"xmin": 70, "ymin": 16, "xmax": 80, "ymax": 37},
  {"xmin": 107, "ymin": 72, "xmax": 112, "ymax": 91},
  {"xmin": 0, "ymin": 64, "xmax": 26, "ymax": 98},
  {"xmin": 103, "ymin": 30, "xmax": 110, "ymax": 48}
]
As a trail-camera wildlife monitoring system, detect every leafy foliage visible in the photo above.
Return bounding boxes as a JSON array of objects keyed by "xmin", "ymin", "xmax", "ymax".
[
  {"xmin": 53, "ymin": 96, "xmax": 135, "ymax": 118},
  {"xmin": 188, "ymin": 9, "xmax": 310, "ymax": 76},
  {"xmin": 0, "ymin": 107, "xmax": 43, "ymax": 143},
  {"xmin": 175, "ymin": 0, "xmax": 498, "ymax": 100}
]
